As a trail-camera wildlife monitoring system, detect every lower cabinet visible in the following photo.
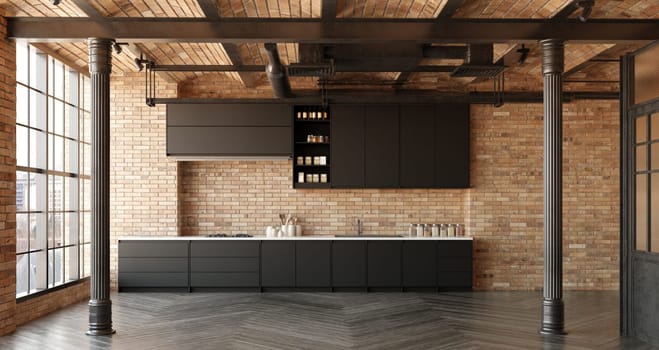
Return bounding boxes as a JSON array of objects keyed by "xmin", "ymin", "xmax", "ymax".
[
  {"xmin": 367, "ymin": 241, "xmax": 402, "ymax": 287},
  {"xmin": 296, "ymin": 241, "xmax": 331, "ymax": 287},
  {"xmin": 261, "ymin": 241, "xmax": 296, "ymax": 287},
  {"xmin": 190, "ymin": 241, "xmax": 259, "ymax": 288},
  {"xmin": 118, "ymin": 241, "xmax": 189, "ymax": 290},
  {"xmin": 437, "ymin": 241, "xmax": 473, "ymax": 289},
  {"xmin": 403, "ymin": 241, "xmax": 437, "ymax": 287},
  {"xmin": 332, "ymin": 241, "xmax": 367, "ymax": 287}
]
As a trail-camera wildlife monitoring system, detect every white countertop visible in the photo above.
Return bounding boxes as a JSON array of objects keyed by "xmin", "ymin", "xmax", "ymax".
[{"xmin": 118, "ymin": 235, "xmax": 473, "ymax": 241}]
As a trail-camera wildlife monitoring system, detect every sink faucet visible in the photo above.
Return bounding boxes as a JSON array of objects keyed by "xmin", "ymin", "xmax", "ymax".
[{"xmin": 356, "ymin": 219, "xmax": 363, "ymax": 236}]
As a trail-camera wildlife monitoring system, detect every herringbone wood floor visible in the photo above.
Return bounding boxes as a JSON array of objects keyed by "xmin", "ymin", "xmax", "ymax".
[{"xmin": 1, "ymin": 291, "xmax": 657, "ymax": 350}]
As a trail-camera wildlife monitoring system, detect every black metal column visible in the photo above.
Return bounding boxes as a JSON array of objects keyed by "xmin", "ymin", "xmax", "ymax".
[
  {"xmin": 86, "ymin": 38, "xmax": 115, "ymax": 336},
  {"xmin": 539, "ymin": 38, "xmax": 566, "ymax": 335}
]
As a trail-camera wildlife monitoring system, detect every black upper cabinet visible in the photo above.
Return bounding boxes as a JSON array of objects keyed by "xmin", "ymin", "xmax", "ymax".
[
  {"xmin": 436, "ymin": 104, "xmax": 470, "ymax": 188},
  {"xmin": 365, "ymin": 105, "xmax": 400, "ymax": 188},
  {"xmin": 261, "ymin": 241, "xmax": 295, "ymax": 287},
  {"xmin": 331, "ymin": 106, "xmax": 365, "ymax": 188},
  {"xmin": 332, "ymin": 241, "xmax": 367, "ymax": 287},
  {"xmin": 367, "ymin": 241, "xmax": 402, "ymax": 287},
  {"xmin": 400, "ymin": 105, "xmax": 436, "ymax": 188},
  {"xmin": 296, "ymin": 241, "xmax": 331, "ymax": 287}
]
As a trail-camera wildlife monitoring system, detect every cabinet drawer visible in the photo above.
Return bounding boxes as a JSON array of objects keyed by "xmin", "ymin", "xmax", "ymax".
[
  {"xmin": 437, "ymin": 241, "xmax": 472, "ymax": 257},
  {"xmin": 190, "ymin": 272, "xmax": 259, "ymax": 287},
  {"xmin": 119, "ymin": 258, "xmax": 188, "ymax": 273},
  {"xmin": 119, "ymin": 272, "xmax": 188, "ymax": 288},
  {"xmin": 438, "ymin": 271, "xmax": 472, "ymax": 287},
  {"xmin": 438, "ymin": 256, "xmax": 472, "ymax": 271},
  {"xmin": 119, "ymin": 241, "xmax": 188, "ymax": 258},
  {"xmin": 190, "ymin": 257, "xmax": 259, "ymax": 272},
  {"xmin": 190, "ymin": 241, "xmax": 259, "ymax": 257}
]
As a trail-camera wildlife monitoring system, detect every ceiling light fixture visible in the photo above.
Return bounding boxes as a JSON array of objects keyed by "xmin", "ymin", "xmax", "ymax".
[
  {"xmin": 112, "ymin": 42, "xmax": 128, "ymax": 55},
  {"xmin": 134, "ymin": 54, "xmax": 151, "ymax": 72},
  {"xmin": 516, "ymin": 45, "xmax": 530, "ymax": 65},
  {"xmin": 51, "ymin": 0, "xmax": 61, "ymax": 5},
  {"xmin": 576, "ymin": 0, "xmax": 595, "ymax": 22}
]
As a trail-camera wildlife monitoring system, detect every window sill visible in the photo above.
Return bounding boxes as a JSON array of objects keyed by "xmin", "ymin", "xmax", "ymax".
[{"xmin": 16, "ymin": 277, "xmax": 90, "ymax": 303}]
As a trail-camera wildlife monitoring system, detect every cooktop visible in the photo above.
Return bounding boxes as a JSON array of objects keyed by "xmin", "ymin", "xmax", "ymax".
[{"xmin": 206, "ymin": 233, "xmax": 253, "ymax": 238}]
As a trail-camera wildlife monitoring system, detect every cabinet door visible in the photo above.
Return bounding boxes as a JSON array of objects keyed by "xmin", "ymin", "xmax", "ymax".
[
  {"xmin": 296, "ymin": 241, "xmax": 331, "ymax": 287},
  {"xmin": 402, "ymin": 241, "xmax": 437, "ymax": 287},
  {"xmin": 436, "ymin": 104, "xmax": 470, "ymax": 188},
  {"xmin": 189, "ymin": 241, "xmax": 259, "ymax": 288},
  {"xmin": 400, "ymin": 105, "xmax": 435, "ymax": 188},
  {"xmin": 365, "ymin": 105, "xmax": 400, "ymax": 188},
  {"xmin": 331, "ymin": 105, "xmax": 365, "ymax": 188},
  {"xmin": 367, "ymin": 241, "xmax": 402, "ymax": 287},
  {"xmin": 332, "ymin": 241, "xmax": 367, "ymax": 287},
  {"xmin": 261, "ymin": 241, "xmax": 295, "ymax": 287},
  {"xmin": 437, "ymin": 240, "xmax": 472, "ymax": 288}
]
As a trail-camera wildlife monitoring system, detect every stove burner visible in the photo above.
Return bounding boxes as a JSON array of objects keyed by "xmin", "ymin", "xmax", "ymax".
[{"xmin": 206, "ymin": 233, "xmax": 253, "ymax": 238}]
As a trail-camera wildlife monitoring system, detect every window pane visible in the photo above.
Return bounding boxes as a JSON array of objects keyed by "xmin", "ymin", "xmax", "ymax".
[
  {"xmin": 652, "ymin": 114, "xmax": 659, "ymax": 141},
  {"xmin": 31, "ymin": 213, "xmax": 47, "ymax": 251},
  {"xmin": 16, "ymin": 42, "xmax": 28, "ymax": 84},
  {"xmin": 66, "ymin": 70, "xmax": 79, "ymax": 106},
  {"xmin": 82, "ymin": 112, "xmax": 91, "ymax": 143},
  {"xmin": 48, "ymin": 249, "xmax": 64, "ymax": 287},
  {"xmin": 29, "ymin": 49, "xmax": 46, "ymax": 92},
  {"xmin": 16, "ymin": 213, "xmax": 29, "ymax": 253},
  {"xmin": 29, "ymin": 89, "xmax": 46, "ymax": 130},
  {"xmin": 652, "ymin": 143, "xmax": 659, "ymax": 170},
  {"xmin": 31, "ymin": 251, "xmax": 47, "ymax": 292},
  {"xmin": 28, "ymin": 172, "xmax": 46, "ymax": 212},
  {"xmin": 636, "ymin": 145, "xmax": 647, "ymax": 171},
  {"xmin": 82, "ymin": 77, "xmax": 91, "ymax": 112},
  {"xmin": 67, "ymin": 212, "xmax": 78, "ymax": 246},
  {"xmin": 16, "ymin": 172, "xmax": 28, "ymax": 212},
  {"xmin": 652, "ymin": 173, "xmax": 659, "ymax": 253},
  {"xmin": 81, "ymin": 179, "xmax": 90, "ymax": 211},
  {"xmin": 65, "ymin": 104, "xmax": 78, "ymax": 139},
  {"xmin": 48, "ymin": 135, "xmax": 64, "ymax": 172},
  {"xmin": 66, "ymin": 138, "xmax": 78, "ymax": 174},
  {"xmin": 16, "ymin": 85, "xmax": 28, "ymax": 125},
  {"xmin": 50, "ymin": 98, "xmax": 64, "ymax": 135},
  {"xmin": 636, "ymin": 116, "xmax": 647, "ymax": 143},
  {"xmin": 16, "ymin": 255, "xmax": 28, "ymax": 297},
  {"xmin": 16, "ymin": 125, "xmax": 28, "ymax": 167},
  {"xmin": 83, "ymin": 212, "xmax": 91, "ymax": 243},
  {"xmin": 48, "ymin": 175, "xmax": 64, "ymax": 211},
  {"xmin": 65, "ymin": 246, "xmax": 79, "ymax": 282},
  {"xmin": 636, "ymin": 174, "xmax": 648, "ymax": 251},
  {"xmin": 67, "ymin": 177, "xmax": 78, "ymax": 211},
  {"xmin": 48, "ymin": 212, "xmax": 64, "ymax": 248},
  {"xmin": 82, "ymin": 144, "xmax": 91, "ymax": 175},
  {"xmin": 634, "ymin": 44, "xmax": 659, "ymax": 105},
  {"xmin": 29, "ymin": 128, "xmax": 46, "ymax": 170},
  {"xmin": 82, "ymin": 243, "xmax": 91, "ymax": 278}
]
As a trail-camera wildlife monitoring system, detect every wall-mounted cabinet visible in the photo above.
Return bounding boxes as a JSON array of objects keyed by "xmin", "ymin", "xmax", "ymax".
[
  {"xmin": 293, "ymin": 106, "xmax": 331, "ymax": 188},
  {"xmin": 166, "ymin": 104, "xmax": 292, "ymax": 157}
]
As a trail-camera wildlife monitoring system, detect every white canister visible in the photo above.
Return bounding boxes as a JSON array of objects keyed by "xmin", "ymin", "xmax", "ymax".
[
  {"xmin": 286, "ymin": 224, "xmax": 296, "ymax": 237},
  {"xmin": 319, "ymin": 156, "xmax": 327, "ymax": 165},
  {"xmin": 298, "ymin": 172, "xmax": 305, "ymax": 183},
  {"xmin": 448, "ymin": 224, "xmax": 456, "ymax": 237},
  {"xmin": 431, "ymin": 224, "xmax": 439, "ymax": 237},
  {"xmin": 416, "ymin": 224, "xmax": 424, "ymax": 237},
  {"xmin": 265, "ymin": 226, "xmax": 275, "ymax": 237},
  {"xmin": 296, "ymin": 225, "xmax": 302, "ymax": 236}
]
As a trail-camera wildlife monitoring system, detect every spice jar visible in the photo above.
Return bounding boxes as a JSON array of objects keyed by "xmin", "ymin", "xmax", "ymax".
[
  {"xmin": 320, "ymin": 174, "xmax": 328, "ymax": 183},
  {"xmin": 456, "ymin": 224, "xmax": 464, "ymax": 236},
  {"xmin": 305, "ymin": 156, "xmax": 312, "ymax": 165},
  {"xmin": 298, "ymin": 172, "xmax": 305, "ymax": 183},
  {"xmin": 447, "ymin": 224, "xmax": 456, "ymax": 237},
  {"xmin": 440, "ymin": 224, "xmax": 447, "ymax": 237},
  {"xmin": 431, "ymin": 224, "xmax": 439, "ymax": 237},
  {"xmin": 306, "ymin": 174, "xmax": 313, "ymax": 183},
  {"xmin": 296, "ymin": 156, "xmax": 304, "ymax": 166},
  {"xmin": 312, "ymin": 174, "xmax": 320, "ymax": 183},
  {"xmin": 313, "ymin": 156, "xmax": 320, "ymax": 165},
  {"xmin": 408, "ymin": 224, "xmax": 416, "ymax": 237},
  {"xmin": 416, "ymin": 224, "xmax": 424, "ymax": 237}
]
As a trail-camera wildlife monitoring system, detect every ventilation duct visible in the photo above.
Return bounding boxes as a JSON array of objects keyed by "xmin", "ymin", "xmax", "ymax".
[
  {"xmin": 451, "ymin": 44, "xmax": 504, "ymax": 78},
  {"xmin": 264, "ymin": 43, "xmax": 293, "ymax": 98}
]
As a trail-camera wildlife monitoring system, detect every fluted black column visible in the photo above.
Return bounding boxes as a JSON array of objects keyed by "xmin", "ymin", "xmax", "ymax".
[
  {"xmin": 87, "ymin": 38, "xmax": 114, "ymax": 336},
  {"xmin": 540, "ymin": 39, "xmax": 566, "ymax": 335}
]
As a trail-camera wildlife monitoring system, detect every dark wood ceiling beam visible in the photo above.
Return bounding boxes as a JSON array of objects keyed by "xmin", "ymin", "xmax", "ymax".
[
  {"xmin": 322, "ymin": 0, "xmax": 337, "ymax": 21},
  {"xmin": 8, "ymin": 18, "xmax": 658, "ymax": 43},
  {"xmin": 551, "ymin": 0, "xmax": 580, "ymax": 21},
  {"xmin": 70, "ymin": 0, "xmax": 105, "ymax": 19},
  {"xmin": 149, "ymin": 64, "xmax": 456, "ymax": 72},
  {"xmin": 197, "ymin": 0, "xmax": 220, "ymax": 20},
  {"xmin": 437, "ymin": 0, "xmax": 466, "ymax": 19}
]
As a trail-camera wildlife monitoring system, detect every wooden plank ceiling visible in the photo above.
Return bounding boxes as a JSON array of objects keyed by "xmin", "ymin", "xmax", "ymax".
[{"xmin": 1, "ymin": 0, "xmax": 656, "ymax": 94}]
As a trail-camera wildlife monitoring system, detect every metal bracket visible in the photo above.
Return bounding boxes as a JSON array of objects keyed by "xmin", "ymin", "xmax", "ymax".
[
  {"xmin": 493, "ymin": 71, "xmax": 505, "ymax": 107},
  {"xmin": 144, "ymin": 60, "xmax": 156, "ymax": 107}
]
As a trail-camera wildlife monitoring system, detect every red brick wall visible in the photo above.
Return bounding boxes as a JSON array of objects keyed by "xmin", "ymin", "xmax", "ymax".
[
  {"xmin": 15, "ymin": 280, "xmax": 89, "ymax": 326},
  {"xmin": 0, "ymin": 10, "xmax": 17, "ymax": 336}
]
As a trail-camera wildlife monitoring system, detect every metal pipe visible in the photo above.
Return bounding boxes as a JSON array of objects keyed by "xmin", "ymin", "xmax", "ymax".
[{"xmin": 264, "ymin": 43, "xmax": 292, "ymax": 98}]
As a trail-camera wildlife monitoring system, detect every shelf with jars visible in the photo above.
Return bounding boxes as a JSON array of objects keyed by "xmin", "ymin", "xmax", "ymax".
[{"xmin": 293, "ymin": 105, "xmax": 330, "ymax": 188}]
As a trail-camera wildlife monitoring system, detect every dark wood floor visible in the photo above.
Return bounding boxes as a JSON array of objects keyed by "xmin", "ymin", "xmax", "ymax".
[{"xmin": 1, "ymin": 291, "xmax": 657, "ymax": 350}]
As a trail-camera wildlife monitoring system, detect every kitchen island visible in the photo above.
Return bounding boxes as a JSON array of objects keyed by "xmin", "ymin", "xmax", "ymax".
[{"xmin": 118, "ymin": 236, "xmax": 473, "ymax": 292}]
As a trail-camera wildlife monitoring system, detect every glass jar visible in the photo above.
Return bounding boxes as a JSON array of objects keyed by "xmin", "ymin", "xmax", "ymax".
[
  {"xmin": 298, "ymin": 172, "xmax": 305, "ymax": 183},
  {"xmin": 408, "ymin": 224, "xmax": 416, "ymax": 237},
  {"xmin": 416, "ymin": 224, "xmax": 424, "ymax": 237},
  {"xmin": 431, "ymin": 224, "xmax": 439, "ymax": 237},
  {"xmin": 447, "ymin": 224, "xmax": 456, "ymax": 237},
  {"xmin": 456, "ymin": 224, "xmax": 464, "ymax": 236},
  {"xmin": 440, "ymin": 224, "xmax": 448, "ymax": 237}
]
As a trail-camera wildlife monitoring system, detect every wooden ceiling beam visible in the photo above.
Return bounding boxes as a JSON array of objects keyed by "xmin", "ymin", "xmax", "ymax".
[
  {"xmin": 69, "ymin": 0, "xmax": 105, "ymax": 19},
  {"xmin": 148, "ymin": 64, "xmax": 457, "ymax": 72},
  {"xmin": 322, "ymin": 0, "xmax": 337, "ymax": 21},
  {"xmin": 8, "ymin": 18, "xmax": 658, "ymax": 43},
  {"xmin": 437, "ymin": 0, "xmax": 467, "ymax": 19},
  {"xmin": 197, "ymin": 0, "xmax": 220, "ymax": 20}
]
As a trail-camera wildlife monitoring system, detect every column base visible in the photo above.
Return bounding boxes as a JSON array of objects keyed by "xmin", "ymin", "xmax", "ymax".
[
  {"xmin": 540, "ymin": 298, "xmax": 566, "ymax": 335},
  {"xmin": 87, "ymin": 299, "xmax": 115, "ymax": 336}
]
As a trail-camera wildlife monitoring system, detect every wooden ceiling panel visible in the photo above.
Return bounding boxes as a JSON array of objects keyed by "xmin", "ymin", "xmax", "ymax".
[
  {"xmin": 337, "ymin": 0, "xmax": 448, "ymax": 18},
  {"xmin": 31, "ymin": 42, "xmax": 143, "ymax": 76},
  {"xmin": 88, "ymin": 0, "xmax": 204, "ymax": 17},
  {"xmin": 564, "ymin": 43, "xmax": 616, "ymax": 72},
  {"xmin": 217, "ymin": 0, "xmax": 321, "ymax": 17},
  {"xmin": 1, "ymin": 0, "xmax": 85, "ymax": 17},
  {"xmin": 454, "ymin": 0, "xmax": 573, "ymax": 18},
  {"xmin": 589, "ymin": 0, "xmax": 659, "ymax": 19}
]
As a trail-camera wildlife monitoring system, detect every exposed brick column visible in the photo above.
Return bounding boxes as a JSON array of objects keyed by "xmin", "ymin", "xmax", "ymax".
[
  {"xmin": 87, "ymin": 38, "xmax": 115, "ymax": 336},
  {"xmin": 0, "ymin": 10, "xmax": 17, "ymax": 337}
]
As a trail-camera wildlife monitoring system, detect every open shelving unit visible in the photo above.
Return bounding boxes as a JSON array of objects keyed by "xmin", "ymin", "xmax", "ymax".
[{"xmin": 293, "ymin": 106, "xmax": 331, "ymax": 188}]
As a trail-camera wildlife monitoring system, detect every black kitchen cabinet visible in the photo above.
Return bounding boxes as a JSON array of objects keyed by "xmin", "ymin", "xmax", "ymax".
[
  {"xmin": 118, "ymin": 241, "xmax": 189, "ymax": 290},
  {"xmin": 367, "ymin": 241, "xmax": 402, "ymax": 288},
  {"xmin": 436, "ymin": 104, "xmax": 470, "ymax": 188},
  {"xmin": 364, "ymin": 105, "xmax": 400, "ymax": 188},
  {"xmin": 167, "ymin": 103, "xmax": 292, "ymax": 157},
  {"xmin": 331, "ymin": 105, "xmax": 365, "ymax": 188},
  {"xmin": 190, "ymin": 241, "xmax": 259, "ymax": 288},
  {"xmin": 437, "ymin": 240, "xmax": 473, "ymax": 289},
  {"xmin": 400, "ymin": 105, "xmax": 436, "ymax": 188},
  {"xmin": 402, "ymin": 241, "xmax": 437, "ymax": 287},
  {"xmin": 261, "ymin": 241, "xmax": 296, "ymax": 287},
  {"xmin": 296, "ymin": 241, "xmax": 331, "ymax": 287},
  {"xmin": 332, "ymin": 241, "xmax": 367, "ymax": 287}
]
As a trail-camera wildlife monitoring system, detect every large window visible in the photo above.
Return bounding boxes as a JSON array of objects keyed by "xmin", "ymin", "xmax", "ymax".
[
  {"xmin": 16, "ymin": 43, "xmax": 92, "ymax": 298},
  {"xmin": 635, "ymin": 113, "xmax": 659, "ymax": 253}
]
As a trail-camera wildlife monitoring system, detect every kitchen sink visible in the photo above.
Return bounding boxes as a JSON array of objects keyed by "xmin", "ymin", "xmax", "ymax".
[{"xmin": 334, "ymin": 234, "xmax": 404, "ymax": 238}]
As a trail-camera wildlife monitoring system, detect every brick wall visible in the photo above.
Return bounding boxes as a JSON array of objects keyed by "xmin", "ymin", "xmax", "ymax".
[
  {"xmin": 15, "ymin": 280, "xmax": 89, "ymax": 326},
  {"xmin": 109, "ymin": 73, "xmax": 177, "ymax": 287},
  {"xmin": 0, "ymin": 10, "xmax": 17, "ymax": 336}
]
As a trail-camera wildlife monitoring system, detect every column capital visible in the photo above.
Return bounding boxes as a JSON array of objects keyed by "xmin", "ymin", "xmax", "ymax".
[
  {"xmin": 540, "ymin": 39, "xmax": 564, "ymax": 75},
  {"xmin": 87, "ymin": 38, "xmax": 113, "ymax": 75}
]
